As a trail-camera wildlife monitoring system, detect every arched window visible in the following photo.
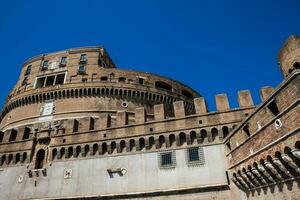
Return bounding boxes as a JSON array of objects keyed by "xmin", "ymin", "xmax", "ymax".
[
  {"xmin": 84, "ymin": 145, "xmax": 90, "ymax": 157},
  {"xmin": 222, "ymin": 126, "xmax": 229, "ymax": 138},
  {"xmin": 0, "ymin": 155, "xmax": 6, "ymax": 166},
  {"xmin": 15, "ymin": 153, "xmax": 20, "ymax": 164},
  {"xmin": 35, "ymin": 150, "xmax": 45, "ymax": 169},
  {"xmin": 169, "ymin": 134, "xmax": 175, "ymax": 147},
  {"xmin": 8, "ymin": 154, "xmax": 13, "ymax": 165},
  {"xmin": 129, "ymin": 139, "xmax": 135, "ymax": 151},
  {"xmin": 179, "ymin": 132, "xmax": 186, "ymax": 146},
  {"xmin": 93, "ymin": 144, "xmax": 98, "ymax": 155},
  {"xmin": 52, "ymin": 149, "xmax": 58, "ymax": 160},
  {"xmin": 102, "ymin": 143, "xmax": 108, "ymax": 154},
  {"xmin": 111, "ymin": 141, "xmax": 117, "ymax": 154},
  {"xmin": 139, "ymin": 138, "xmax": 145, "ymax": 151},
  {"xmin": 159, "ymin": 135, "xmax": 165, "ymax": 148},
  {"xmin": 211, "ymin": 128, "xmax": 218, "ymax": 141},
  {"xmin": 149, "ymin": 137, "xmax": 155, "ymax": 149},
  {"xmin": 75, "ymin": 146, "xmax": 81, "ymax": 157},
  {"xmin": 67, "ymin": 147, "xmax": 73, "ymax": 158},
  {"xmin": 190, "ymin": 131, "xmax": 197, "ymax": 144},
  {"xmin": 120, "ymin": 140, "xmax": 126, "ymax": 152},
  {"xmin": 22, "ymin": 152, "xmax": 27, "ymax": 163},
  {"xmin": 60, "ymin": 148, "xmax": 65, "ymax": 159}
]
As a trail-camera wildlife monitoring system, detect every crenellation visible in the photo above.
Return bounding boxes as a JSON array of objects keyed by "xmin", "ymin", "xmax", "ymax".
[
  {"xmin": 173, "ymin": 100, "xmax": 186, "ymax": 118},
  {"xmin": 194, "ymin": 97, "xmax": 208, "ymax": 114},
  {"xmin": 215, "ymin": 93, "xmax": 230, "ymax": 112},
  {"xmin": 260, "ymin": 86, "xmax": 275, "ymax": 101},
  {"xmin": 238, "ymin": 90, "xmax": 254, "ymax": 108}
]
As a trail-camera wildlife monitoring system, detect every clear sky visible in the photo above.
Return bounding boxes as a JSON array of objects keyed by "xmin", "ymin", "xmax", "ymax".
[{"xmin": 0, "ymin": 0, "xmax": 299, "ymax": 111}]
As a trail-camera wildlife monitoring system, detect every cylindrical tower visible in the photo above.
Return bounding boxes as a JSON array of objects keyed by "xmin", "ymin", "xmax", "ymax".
[{"xmin": 0, "ymin": 46, "xmax": 199, "ymax": 130}]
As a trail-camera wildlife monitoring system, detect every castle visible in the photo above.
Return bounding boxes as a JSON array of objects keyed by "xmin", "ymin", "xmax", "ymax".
[{"xmin": 0, "ymin": 35, "xmax": 299, "ymax": 200}]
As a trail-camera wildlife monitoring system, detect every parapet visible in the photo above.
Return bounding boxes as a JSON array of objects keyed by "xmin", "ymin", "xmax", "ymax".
[{"xmin": 278, "ymin": 35, "xmax": 300, "ymax": 78}]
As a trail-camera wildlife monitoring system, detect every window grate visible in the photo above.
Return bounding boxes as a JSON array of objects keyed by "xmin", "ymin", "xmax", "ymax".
[
  {"xmin": 186, "ymin": 147, "xmax": 205, "ymax": 167},
  {"xmin": 158, "ymin": 151, "xmax": 176, "ymax": 169}
]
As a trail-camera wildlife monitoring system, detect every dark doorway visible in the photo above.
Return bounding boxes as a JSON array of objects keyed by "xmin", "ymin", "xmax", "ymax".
[{"xmin": 35, "ymin": 149, "xmax": 46, "ymax": 169}]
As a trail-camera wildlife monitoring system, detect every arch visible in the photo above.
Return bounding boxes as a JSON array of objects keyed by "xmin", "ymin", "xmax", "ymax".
[
  {"xmin": 35, "ymin": 149, "xmax": 46, "ymax": 169},
  {"xmin": 190, "ymin": 131, "xmax": 197, "ymax": 144},
  {"xmin": 22, "ymin": 152, "xmax": 27, "ymax": 163},
  {"xmin": 60, "ymin": 148, "xmax": 65, "ymax": 159},
  {"xmin": 179, "ymin": 132, "xmax": 186, "ymax": 146},
  {"xmin": 84, "ymin": 145, "xmax": 90, "ymax": 157},
  {"xmin": 159, "ymin": 135, "xmax": 165, "ymax": 148},
  {"xmin": 67, "ymin": 146, "xmax": 73, "ymax": 158},
  {"xmin": 169, "ymin": 134, "xmax": 176, "ymax": 147},
  {"xmin": 8, "ymin": 154, "xmax": 13, "ymax": 165},
  {"xmin": 111, "ymin": 141, "xmax": 117, "ymax": 154},
  {"xmin": 16, "ymin": 153, "xmax": 21, "ymax": 164},
  {"xmin": 0, "ymin": 155, "xmax": 6, "ymax": 166},
  {"xmin": 75, "ymin": 146, "xmax": 81, "ymax": 157},
  {"xmin": 139, "ymin": 138, "xmax": 145, "ymax": 151},
  {"xmin": 222, "ymin": 126, "xmax": 229, "ymax": 138},
  {"xmin": 102, "ymin": 143, "xmax": 108, "ymax": 154},
  {"xmin": 129, "ymin": 139, "xmax": 135, "ymax": 151},
  {"xmin": 200, "ymin": 129, "xmax": 207, "ymax": 143},
  {"xmin": 211, "ymin": 128, "xmax": 218, "ymax": 141},
  {"xmin": 149, "ymin": 137, "xmax": 155, "ymax": 149},
  {"xmin": 52, "ymin": 148, "xmax": 58, "ymax": 160},
  {"xmin": 120, "ymin": 140, "xmax": 126, "ymax": 152},
  {"xmin": 93, "ymin": 143, "xmax": 98, "ymax": 155}
]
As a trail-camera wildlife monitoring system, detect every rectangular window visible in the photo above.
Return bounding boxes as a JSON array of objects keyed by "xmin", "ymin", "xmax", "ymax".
[
  {"xmin": 80, "ymin": 54, "xmax": 87, "ymax": 63},
  {"xmin": 0, "ymin": 131, "xmax": 3, "ymax": 143},
  {"xmin": 60, "ymin": 57, "xmax": 67, "ymax": 66},
  {"xmin": 100, "ymin": 76, "xmax": 108, "ymax": 81},
  {"xmin": 78, "ymin": 66, "xmax": 86, "ymax": 74},
  {"xmin": 55, "ymin": 73, "xmax": 66, "ymax": 85},
  {"xmin": 35, "ymin": 73, "xmax": 66, "ymax": 88},
  {"xmin": 73, "ymin": 119, "xmax": 79, "ymax": 133},
  {"xmin": 25, "ymin": 65, "xmax": 32, "ymax": 76},
  {"xmin": 186, "ymin": 147, "xmax": 205, "ymax": 166},
  {"xmin": 138, "ymin": 77, "xmax": 144, "ymax": 85},
  {"xmin": 9, "ymin": 129, "xmax": 18, "ymax": 142},
  {"xmin": 159, "ymin": 151, "xmax": 176, "ymax": 169},
  {"xmin": 42, "ymin": 60, "xmax": 49, "ymax": 70}
]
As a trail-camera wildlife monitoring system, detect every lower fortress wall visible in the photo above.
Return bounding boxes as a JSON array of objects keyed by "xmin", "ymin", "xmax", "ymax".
[{"xmin": 0, "ymin": 144, "xmax": 235, "ymax": 200}]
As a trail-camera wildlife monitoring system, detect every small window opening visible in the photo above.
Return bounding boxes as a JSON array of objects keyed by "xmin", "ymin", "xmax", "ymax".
[
  {"xmin": 45, "ymin": 75, "xmax": 55, "ymax": 86},
  {"xmin": 188, "ymin": 148, "xmax": 200, "ymax": 162},
  {"xmin": 22, "ymin": 76, "xmax": 28, "ymax": 86},
  {"xmin": 23, "ymin": 127, "xmax": 31, "ymax": 140},
  {"xmin": 243, "ymin": 124, "xmax": 251, "ymax": 137},
  {"xmin": 25, "ymin": 65, "xmax": 32, "ymax": 76},
  {"xmin": 89, "ymin": 117, "xmax": 95, "ymax": 130},
  {"xmin": 155, "ymin": 81, "xmax": 172, "ymax": 91},
  {"xmin": 138, "ymin": 78, "xmax": 144, "ymax": 85},
  {"xmin": 78, "ymin": 66, "xmax": 86, "ymax": 74},
  {"xmin": 73, "ymin": 119, "xmax": 79, "ymax": 133},
  {"xmin": 35, "ymin": 149, "xmax": 45, "ymax": 169},
  {"xmin": 293, "ymin": 62, "xmax": 300, "ymax": 69},
  {"xmin": 9, "ymin": 129, "xmax": 18, "ymax": 142},
  {"xmin": 60, "ymin": 57, "xmax": 67, "ymax": 66},
  {"xmin": 161, "ymin": 152, "xmax": 173, "ymax": 166},
  {"xmin": 80, "ymin": 54, "xmax": 87, "ymax": 63},
  {"xmin": 100, "ymin": 76, "xmax": 108, "ymax": 81},
  {"xmin": 42, "ymin": 60, "xmax": 49, "ymax": 70},
  {"xmin": 118, "ymin": 77, "xmax": 126, "ymax": 82},
  {"xmin": 199, "ymin": 120, "xmax": 203, "ymax": 124},
  {"xmin": 55, "ymin": 74, "xmax": 65, "ymax": 85},
  {"xmin": 226, "ymin": 142, "xmax": 231, "ymax": 150},
  {"xmin": 0, "ymin": 131, "xmax": 3, "ymax": 143},
  {"xmin": 267, "ymin": 100, "xmax": 280, "ymax": 116}
]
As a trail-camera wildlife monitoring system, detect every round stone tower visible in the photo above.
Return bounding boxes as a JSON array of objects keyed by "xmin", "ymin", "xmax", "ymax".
[
  {"xmin": 0, "ymin": 46, "xmax": 199, "ymax": 130},
  {"xmin": 278, "ymin": 35, "xmax": 300, "ymax": 78}
]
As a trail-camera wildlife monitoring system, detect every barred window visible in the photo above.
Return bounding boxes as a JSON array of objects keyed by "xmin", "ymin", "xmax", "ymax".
[
  {"xmin": 159, "ymin": 151, "xmax": 176, "ymax": 169},
  {"xmin": 186, "ymin": 147, "xmax": 205, "ymax": 166}
]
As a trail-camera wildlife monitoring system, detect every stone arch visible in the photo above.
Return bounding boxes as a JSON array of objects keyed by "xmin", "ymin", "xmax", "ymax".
[
  {"xmin": 35, "ymin": 149, "xmax": 46, "ymax": 169},
  {"xmin": 179, "ymin": 132, "xmax": 186, "ymax": 146},
  {"xmin": 129, "ymin": 139, "xmax": 135, "ymax": 151},
  {"xmin": 75, "ymin": 146, "xmax": 81, "ymax": 157},
  {"xmin": 84, "ymin": 145, "xmax": 90, "ymax": 157},
  {"xmin": 110, "ymin": 141, "xmax": 117, "ymax": 154},
  {"xmin": 222, "ymin": 126, "xmax": 229, "ymax": 138},
  {"xmin": 189, "ymin": 131, "xmax": 197, "ymax": 144},
  {"xmin": 211, "ymin": 128, "xmax": 218, "ymax": 142},
  {"xmin": 148, "ymin": 137, "xmax": 155, "ymax": 149},
  {"xmin": 120, "ymin": 140, "xmax": 126, "ymax": 153},
  {"xmin": 200, "ymin": 129, "xmax": 208, "ymax": 143},
  {"xmin": 93, "ymin": 143, "xmax": 98, "ymax": 155},
  {"xmin": 169, "ymin": 134, "xmax": 176, "ymax": 147},
  {"xmin": 0, "ymin": 155, "xmax": 6, "ymax": 166},
  {"xmin": 21, "ymin": 152, "xmax": 27, "ymax": 163},
  {"xmin": 139, "ymin": 138, "xmax": 145, "ymax": 151},
  {"xmin": 8, "ymin": 154, "xmax": 13, "ymax": 165},
  {"xmin": 52, "ymin": 148, "xmax": 58, "ymax": 160},
  {"xmin": 67, "ymin": 146, "xmax": 73, "ymax": 158},
  {"xmin": 159, "ymin": 135, "xmax": 165, "ymax": 148},
  {"xmin": 102, "ymin": 143, "xmax": 108, "ymax": 154},
  {"xmin": 15, "ymin": 153, "xmax": 20, "ymax": 164},
  {"xmin": 60, "ymin": 148, "xmax": 65, "ymax": 159}
]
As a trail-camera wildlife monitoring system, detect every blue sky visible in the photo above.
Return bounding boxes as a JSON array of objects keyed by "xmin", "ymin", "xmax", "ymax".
[{"xmin": 0, "ymin": 0, "xmax": 299, "ymax": 111}]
